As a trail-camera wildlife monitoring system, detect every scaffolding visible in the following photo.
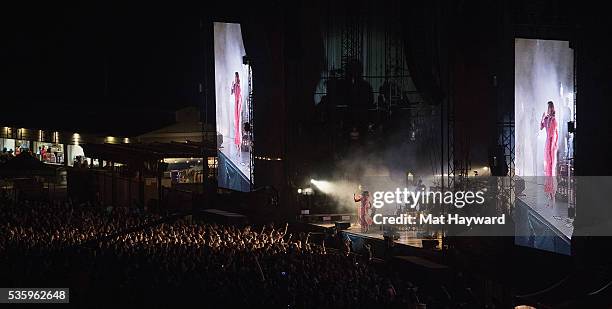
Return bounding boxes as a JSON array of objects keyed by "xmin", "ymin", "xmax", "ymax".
[
  {"xmin": 317, "ymin": 0, "xmax": 422, "ymax": 107},
  {"xmin": 339, "ymin": 4, "xmax": 364, "ymax": 79},
  {"xmin": 313, "ymin": 0, "xmax": 445, "ymax": 183}
]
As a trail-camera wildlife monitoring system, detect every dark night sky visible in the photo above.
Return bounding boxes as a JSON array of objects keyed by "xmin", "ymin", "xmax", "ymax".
[{"xmin": 1, "ymin": 2, "xmax": 204, "ymax": 135}]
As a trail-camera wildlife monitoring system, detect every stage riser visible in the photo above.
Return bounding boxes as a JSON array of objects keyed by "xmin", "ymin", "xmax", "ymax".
[{"xmin": 300, "ymin": 214, "xmax": 354, "ymax": 224}]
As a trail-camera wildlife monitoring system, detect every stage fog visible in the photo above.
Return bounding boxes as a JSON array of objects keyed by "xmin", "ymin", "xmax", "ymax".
[
  {"xmin": 515, "ymin": 39, "xmax": 574, "ymax": 177},
  {"xmin": 308, "ymin": 125, "xmax": 442, "ymax": 216}
]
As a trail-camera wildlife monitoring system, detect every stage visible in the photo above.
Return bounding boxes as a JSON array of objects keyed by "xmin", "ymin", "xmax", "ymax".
[
  {"xmin": 217, "ymin": 151, "xmax": 250, "ymax": 192},
  {"xmin": 308, "ymin": 222, "xmax": 442, "ymax": 250},
  {"xmin": 515, "ymin": 177, "xmax": 573, "ymax": 254},
  {"xmin": 303, "ymin": 221, "xmax": 448, "ymax": 278},
  {"xmin": 218, "ymin": 142, "xmax": 250, "ymax": 180}
]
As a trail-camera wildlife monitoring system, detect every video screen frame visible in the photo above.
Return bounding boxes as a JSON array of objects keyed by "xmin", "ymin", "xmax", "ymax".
[
  {"xmin": 513, "ymin": 38, "xmax": 576, "ymax": 255},
  {"xmin": 213, "ymin": 22, "xmax": 254, "ymax": 192}
]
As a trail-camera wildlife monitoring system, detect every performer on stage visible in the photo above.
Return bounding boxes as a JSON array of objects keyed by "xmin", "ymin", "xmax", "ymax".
[
  {"xmin": 540, "ymin": 100, "xmax": 558, "ymax": 205},
  {"xmin": 231, "ymin": 72, "xmax": 242, "ymax": 154},
  {"xmin": 354, "ymin": 190, "xmax": 373, "ymax": 233}
]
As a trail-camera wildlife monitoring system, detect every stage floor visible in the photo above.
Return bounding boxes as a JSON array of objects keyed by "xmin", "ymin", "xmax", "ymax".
[
  {"xmin": 517, "ymin": 177, "xmax": 573, "ymax": 240},
  {"xmin": 219, "ymin": 139, "xmax": 251, "ymax": 181},
  {"xmin": 310, "ymin": 222, "xmax": 442, "ymax": 249}
]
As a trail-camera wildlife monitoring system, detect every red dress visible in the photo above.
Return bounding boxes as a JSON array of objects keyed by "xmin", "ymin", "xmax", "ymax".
[
  {"xmin": 541, "ymin": 115, "xmax": 558, "ymax": 194},
  {"xmin": 232, "ymin": 80, "xmax": 242, "ymax": 147},
  {"xmin": 354, "ymin": 194, "xmax": 373, "ymax": 229}
]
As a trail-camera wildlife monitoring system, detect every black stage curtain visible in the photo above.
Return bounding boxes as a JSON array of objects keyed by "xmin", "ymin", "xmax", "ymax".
[{"xmin": 399, "ymin": 0, "xmax": 455, "ymax": 106}]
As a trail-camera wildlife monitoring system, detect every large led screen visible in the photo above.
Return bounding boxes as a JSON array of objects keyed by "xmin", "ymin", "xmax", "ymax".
[
  {"xmin": 514, "ymin": 38, "xmax": 575, "ymax": 255},
  {"xmin": 214, "ymin": 22, "xmax": 253, "ymax": 191}
]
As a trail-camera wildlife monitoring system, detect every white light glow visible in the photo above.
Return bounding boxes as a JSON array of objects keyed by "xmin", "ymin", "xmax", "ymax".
[
  {"xmin": 303, "ymin": 188, "xmax": 314, "ymax": 195},
  {"xmin": 310, "ymin": 179, "xmax": 333, "ymax": 193}
]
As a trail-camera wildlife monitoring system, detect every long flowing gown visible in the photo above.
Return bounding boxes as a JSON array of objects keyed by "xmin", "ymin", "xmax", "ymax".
[
  {"xmin": 354, "ymin": 194, "xmax": 372, "ymax": 229},
  {"xmin": 541, "ymin": 115, "xmax": 558, "ymax": 194},
  {"xmin": 232, "ymin": 81, "xmax": 242, "ymax": 148}
]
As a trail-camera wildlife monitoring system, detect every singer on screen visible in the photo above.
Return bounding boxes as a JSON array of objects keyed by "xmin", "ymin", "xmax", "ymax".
[
  {"xmin": 231, "ymin": 72, "xmax": 242, "ymax": 152},
  {"xmin": 540, "ymin": 100, "xmax": 558, "ymax": 204}
]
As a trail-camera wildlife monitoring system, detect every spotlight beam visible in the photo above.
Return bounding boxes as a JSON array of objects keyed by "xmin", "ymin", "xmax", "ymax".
[{"xmin": 310, "ymin": 179, "xmax": 333, "ymax": 194}]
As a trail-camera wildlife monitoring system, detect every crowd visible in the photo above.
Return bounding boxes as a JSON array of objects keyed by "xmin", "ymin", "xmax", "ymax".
[
  {"xmin": 84, "ymin": 221, "xmax": 426, "ymax": 307},
  {"xmin": 0, "ymin": 194, "xmax": 449, "ymax": 307},
  {"xmin": 0, "ymin": 147, "xmax": 15, "ymax": 164},
  {"xmin": 0, "ymin": 197, "xmax": 159, "ymax": 253},
  {"xmin": 0, "ymin": 196, "xmax": 160, "ymax": 288}
]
